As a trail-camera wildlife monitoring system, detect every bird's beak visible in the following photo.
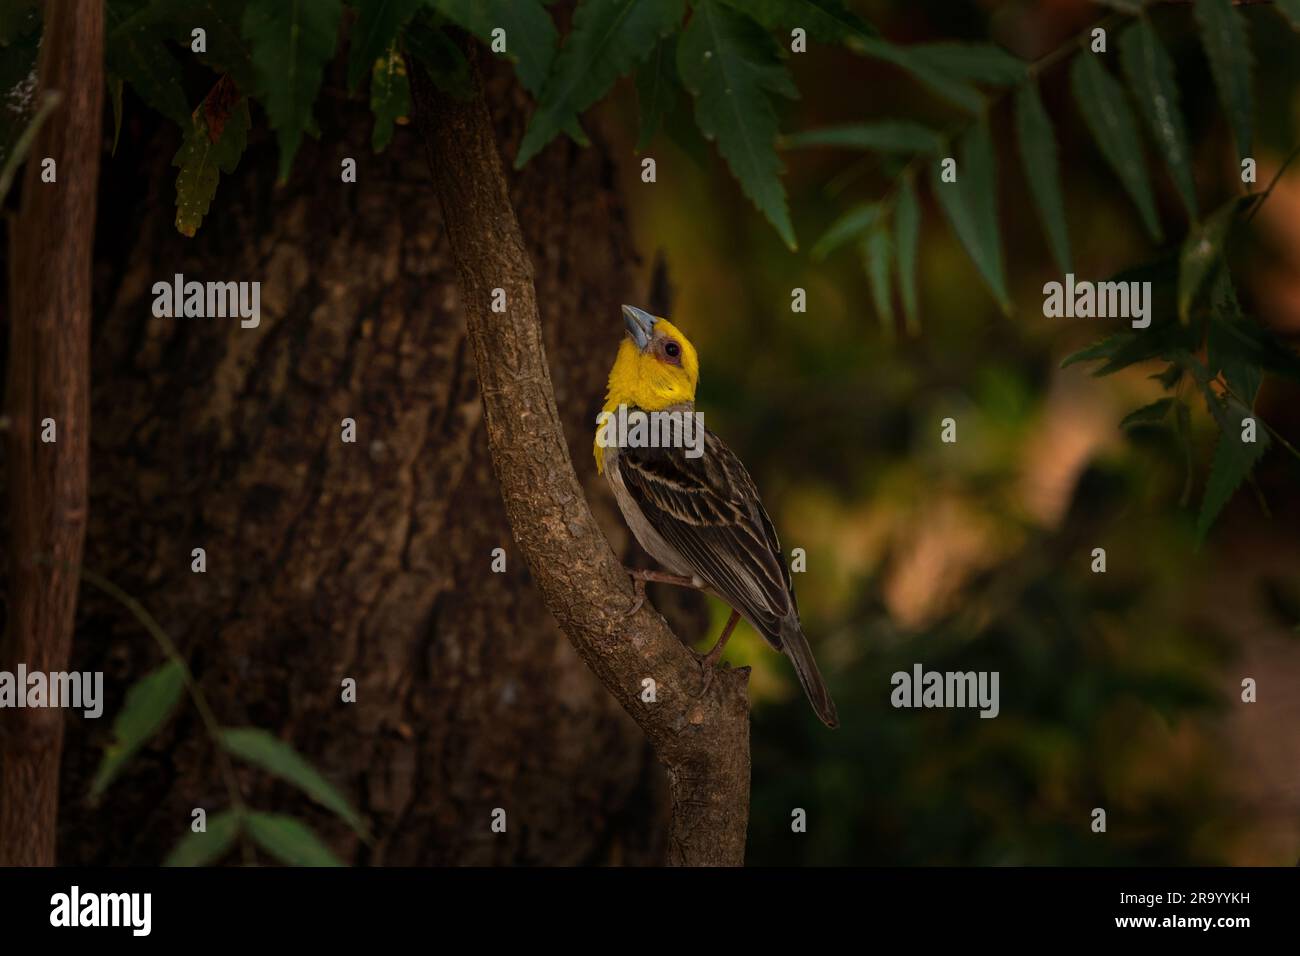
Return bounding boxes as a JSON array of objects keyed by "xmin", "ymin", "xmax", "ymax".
[{"xmin": 621, "ymin": 304, "xmax": 656, "ymax": 351}]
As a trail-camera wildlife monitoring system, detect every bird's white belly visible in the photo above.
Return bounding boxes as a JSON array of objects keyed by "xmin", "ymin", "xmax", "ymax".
[{"xmin": 603, "ymin": 447, "xmax": 698, "ymax": 580}]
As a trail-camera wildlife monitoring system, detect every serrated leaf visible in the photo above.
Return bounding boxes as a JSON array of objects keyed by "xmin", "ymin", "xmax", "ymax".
[
  {"xmin": 347, "ymin": 0, "xmax": 422, "ymax": 91},
  {"xmin": 812, "ymin": 202, "xmax": 878, "ymax": 259},
  {"xmin": 432, "ymin": 0, "xmax": 558, "ymax": 96},
  {"xmin": 780, "ymin": 120, "xmax": 943, "ymax": 154},
  {"xmin": 678, "ymin": 0, "xmax": 798, "ymax": 249},
  {"xmin": 1196, "ymin": 402, "xmax": 1269, "ymax": 540},
  {"xmin": 1177, "ymin": 198, "xmax": 1238, "ymax": 323},
  {"xmin": 242, "ymin": 0, "xmax": 343, "ymax": 182},
  {"xmin": 636, "ymin": 36, "xmax": 681, "ymax": 151},
  {"xmin": 164, "ymin": 811, "xmax": 241, "ymax": 867},
  {"xmin": 144, "ymin": 0, "xmax": 257, "ymax": 92},
  {"xmin": 906, "ymin": 42, "xmax": 1027, "ymax": 86},
  {"xmin": 1120, "ymin": 397, "xmax": 1174, "ymax": 429},
  {"xmin": 1071, "ymin": 52, "xmax": 1163, "ymax": 243},
  {"xmin": 517, "ymin": 0, "xmax": 685, "ymax": 167},
  {"xmin": 106, "ymin": 5, "xmax": 191, "ymax": 127},
  {"xmin": 930, "ymin": 119, "xmax": 1009, "ymax": 313},
  {"xmin": 370, "ymin": 41, "xmax": 410, "ymax": 152},
  {"xmin": 1193, "ymin": 0, "xmax": 1253, "ymax": 164},
  {"xmin": 1015, "ymin": 81, "xmax": 1072, "ymax": 274},
  {"xmin": 1207, "ymin": 268, "xmax": 1262, "ymax": 404},
  {"xmin": 853, "ymin": 37, "xmax": 984, "ymax": 112},
  {"xmin": 861, "ymin": 224, "xmax": 894, "ymax": 339},
  {"xmin": 220, "ymin": 727, "xmax": 367, "ymax": 836},
  {"xmin": 723, "ymin": 0, "xmax": 877, "ymax": 44},
  {"xmin": 245, "ymin": 812, "xmax": 344, "ymax": 867},
  {"xmin": 895, "ymin": 174, "xmax": 920, "ymax": 334},
  {"xmin": 1061, "ymin": 332, "xmax": 1134, "ymax": 370},
  {"xmin": 1174, "ymin": 398, "xmax": 1194, "ymax": 506},
  {"xmin": 90, "ymin": 660, "xmax": 186, "ymax": 799},
  {"xmin": 1279, "ymin": 0, "xmax": 1300, "ymax": 30},
  {"xmin": 1120, "ymin": 18, "xmax": 1198, "ymax": 221},
  {"xmin": 403, "ymin": 11, "xmax": 472, "ymax": 99},
  {"xmin": 173, "ymin": 88, "xmax": 250, "ymax": 237}
]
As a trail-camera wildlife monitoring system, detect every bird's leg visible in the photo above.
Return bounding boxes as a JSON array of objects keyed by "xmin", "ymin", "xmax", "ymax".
[
  {"xmin": 696, "ymin": 609, "xmax": 741, "ymax": 697},
  {"xmin": 622, "ymin": 567, "xmax": 704, "ymax": 616}
]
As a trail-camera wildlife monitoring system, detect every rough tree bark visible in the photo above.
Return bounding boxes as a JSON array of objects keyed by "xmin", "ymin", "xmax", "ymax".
[
  {"xmin": 409, "ymin": 53, "xmax": 752, "ymax": 866},
  {"xmin": 0, "ymin": 57, "xmax": 684, "ymax": 864},
  {"xmin": 0, "ymin": 0, "xmax": 102, "ymax": 867}
]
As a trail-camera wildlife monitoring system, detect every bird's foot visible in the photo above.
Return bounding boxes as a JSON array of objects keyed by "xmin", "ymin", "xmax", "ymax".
[
  {"xmin": 693, "ymin": 609, "xmax": 741, "ymax": 698},
  {"xmin": 621, "ymin": 567, "xmax": 705, "ymax": 617}
]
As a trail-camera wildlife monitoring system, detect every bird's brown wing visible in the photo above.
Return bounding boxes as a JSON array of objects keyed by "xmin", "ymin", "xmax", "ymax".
[{"xmin": 618, "ymin": 427, "xmax": 796, "ymax": 649}]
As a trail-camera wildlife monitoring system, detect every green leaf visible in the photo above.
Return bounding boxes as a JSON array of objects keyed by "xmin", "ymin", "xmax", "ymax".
[
  {"xmin": 1177, "ymin": 198, "xmax": 1238, "ymax": 323},
  {"xmin": 173, "ymin": 90, "xmax": 250, "ymax": 237},
  {"xmin": 1193, "ymin": 0, "xmax": 1253, "ymax": 164},
  {"xmin": 1207, "ymin": 269, "xmax": 1262, "ymax": 404},
  {"xmin": 1015, "ymin": 81, "xmax": 1072, "ymax": 274},
  {"xmin": 812, "ymin": 202, "xmax": 878, "ymax": 260},
  {"xmin": 895, "ymin": 173, "xmax": 920, "ymax": 335},
  {"xmin": 164, "ymin": 810, "xmax": 241, "ymax": 867},
  {"xmin": 403, "ymin": 12, "xmax": 472, "ymax": 99},
  {"xmin": 144, "ymin": 0, "xmax": 258, "ymax": 92},
  {"xmin": 861, "ymin": 224, "xmax": 894, "ymax": 339},
  {"xmin": 1196, "ymin": 398, "xmax": 1269, "ymax": 540},
  {"xmin": 347, "ymin": 0, "xmax": 422, "ymax": 91},
  {"xmin": 678, "ymin": 0, "xmax": 798, "ymax": 250},
  {"xmin": 370, "ymin": 41, "xmax": 410, "ymax": 152},
  {"xmin": 1120, "ymin": 397, "xmax": 1174, "ymax": 429},
  {"xmin": 1070, "ymin": 52, "xmax": 1163, "ymax": 243},
  {"xmin": 106, "ymin": 5, "xmax": 192, "ymax": 127},
  {"xmin": 1278, "ymin": 0, "xmax": 1300, "ymax": 30},
  {"xmin": 780, "ymin": 120, "xmax": 943, "ymax": 154},
  {"xmin": 432, "ymin": 0, "xmax": 558, "ymax": 96},
  {"xmin": 517, "ymin": 0, "xmax": 685, "ymax": 167},
  {"xmin": 220, "ymin": 727, "xmax": 367, "ymax": 835},
  {"xmin": 1061, "ymin": 332, "xmax": 1133, "ymax": 370},
  {"xmin": 1174, "ymin": 398, "xmax": 1194, "ymax": 506},
  {"xmin": 853, "ymin": 37, "xmax": 984, "ymax": 113},
  {"xmin": 91, "ymin": 661, "xmax": 187, "ymax": 800},
  {"xmin": 724, "ymin": 0, "xmax": 878, "ymax": 44},
  {"xmin": 1119, "ymin": 18, "xmax": 1197, "ymax": 221},
  {"xmin": 242, "ymin": 0, "xmax": 343, "ymax": 182},
  {"xmin": 636, "ymin": 37, "xmax": 680, "ymax": 150},
  {"xmin": 906, "ymin": 42, "xmax": 1027, "ymax": 86},
  {"xmin": 930, "ymin": 120, "xmax": 1009, "ymax": 313},
  {"xmin": 244, "ymin": 812, "xmax": 344, "ymax": 866}
]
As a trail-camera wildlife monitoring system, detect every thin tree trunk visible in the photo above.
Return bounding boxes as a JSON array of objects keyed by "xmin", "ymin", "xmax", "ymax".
[
  {"xmin": 0, "ymin": 0, "xmax": 102, "ymax": 866},
  {"xmin": 408, "ymin": 51, "xmax": 752, "ymax": 866}
]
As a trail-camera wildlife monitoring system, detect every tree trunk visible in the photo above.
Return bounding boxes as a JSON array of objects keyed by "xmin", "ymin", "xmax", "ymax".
[
  {"xmin": 0, "ymin": 0, "xmax": 102, "ymax": 867},
  {"xmin": 18, "ymin": 60, "xmax": 671, "ymax": 865}
]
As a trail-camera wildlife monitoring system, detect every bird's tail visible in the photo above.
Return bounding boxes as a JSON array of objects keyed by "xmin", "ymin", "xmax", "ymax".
[{"xmin": 779, "ymin": 618, "xmax": 839, "ymax": 729}]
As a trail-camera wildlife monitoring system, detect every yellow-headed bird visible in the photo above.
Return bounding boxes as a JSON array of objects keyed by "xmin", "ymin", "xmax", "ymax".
[{"xmin": 595, "ymin": 304, "xmax": 838, "ymax": 728}]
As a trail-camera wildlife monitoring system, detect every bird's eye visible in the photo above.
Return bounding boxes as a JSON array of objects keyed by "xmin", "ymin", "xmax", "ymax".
[{"xmin": 664, "ymin": 341, "xmax": 681, "ymax": 358}]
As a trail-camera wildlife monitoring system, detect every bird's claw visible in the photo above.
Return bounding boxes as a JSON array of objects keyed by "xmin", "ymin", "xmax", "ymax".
[{"xmin": 624, "ymin": 576, "xmax": 646, "ymax": 616}]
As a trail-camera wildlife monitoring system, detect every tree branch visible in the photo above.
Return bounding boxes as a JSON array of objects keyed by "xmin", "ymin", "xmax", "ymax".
[
  {"xmin": 407, "ymin": 53, "xmax": 751, "ymax": 866},
  {"xmin": 1, "ymin": 0, "xmax": 102, "ymax": 865}
]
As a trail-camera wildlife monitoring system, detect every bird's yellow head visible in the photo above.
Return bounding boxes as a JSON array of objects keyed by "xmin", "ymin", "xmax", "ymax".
[{"xmin": 595, "ymin": 305, "xmax": 700, "ymax": 472}]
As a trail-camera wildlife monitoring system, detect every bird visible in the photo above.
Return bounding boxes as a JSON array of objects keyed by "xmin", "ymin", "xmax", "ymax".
[{"xmin": 594, "ymin": 304, "xmax": 839, "ymax": 728}]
